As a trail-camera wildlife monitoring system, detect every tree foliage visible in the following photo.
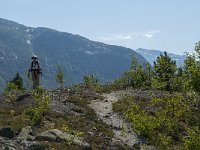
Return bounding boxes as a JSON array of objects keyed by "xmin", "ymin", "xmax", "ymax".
[
  {"xmin": 55, "ymin": 65, "xmax": 65, "ymax": 88},
  {"xmin": 183, "ymin": 42, "xmax": 200, "ymax": 93},
  {"xmin": 83, "ymin": 74, "xmax": 99, "ymax": 86},
  {"xmin": 111, "ymin": 41, "xmax": 200, "ymax": 149},
  {"xmin": 153, "ymin": 51, "xmax": 177, "ymax": 91},
  {"xmin": 116, "ymin": 92, "xmax": 200, "ymax": 149},
  {"xmin": 25, "ymin": 87, "xmax": 49, "ymax": 125},
  {"xmin": 114, "ymin": 55, "xmax": 153, "ymax": 89},
  {"xmin": 6, "ymin": 72, "xmax": 24, "ymax": 91},
  {"xmin": 3, "ymin": 72, "xmax": 24, "ymax": 102}
]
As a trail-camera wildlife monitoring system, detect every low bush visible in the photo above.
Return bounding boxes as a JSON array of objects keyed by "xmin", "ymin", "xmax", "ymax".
[{"xmin": 25, "ymin": 87, "xmax": 49, "ymax": 125}]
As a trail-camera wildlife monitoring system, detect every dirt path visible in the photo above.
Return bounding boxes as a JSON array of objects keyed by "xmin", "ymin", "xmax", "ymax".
[{"xmin": 89, "ymin": 92, "xmax": 140, "ymax": 148}]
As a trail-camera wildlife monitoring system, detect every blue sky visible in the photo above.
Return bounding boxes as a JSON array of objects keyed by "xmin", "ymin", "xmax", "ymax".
[{"xmin": 1, "ymin": 0, "xmax": 200, "ymax": 54}]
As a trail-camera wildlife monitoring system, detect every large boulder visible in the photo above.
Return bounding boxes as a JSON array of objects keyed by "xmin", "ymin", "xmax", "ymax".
[
  {"xmin": 0, "ymin": 127, "xmax": 15, "ymax": 139},
  {"xmin": 36, "ymin": 129, "xmax": 90, "ymax": 148}
]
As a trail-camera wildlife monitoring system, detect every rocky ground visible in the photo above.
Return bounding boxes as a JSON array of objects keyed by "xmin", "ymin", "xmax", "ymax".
[
  {"xmin": 89, "ymin": 90, "xmax": 157, "ymax": 150},
  {"xmin": 89, "ymin": 93, "xmax": 140, "ymax": 147},
  {"xmin": 0, "ymin": 87, "xmax": 160, "ymax": 150}
]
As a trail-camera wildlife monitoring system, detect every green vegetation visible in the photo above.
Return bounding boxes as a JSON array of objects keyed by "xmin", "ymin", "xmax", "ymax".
[
  {"xmin": 152, "ymin": 51, "xmax": 177, "ymax": 91},
  {"xmin": 113, "ymin": 93, "xmax": 200, "ymax": 149},
  {"xmin": 3, "ymin": 72, "xmax": 24, "ymax": 102},
  {"xmin": 83, "ymin": 75, "xmax": 99, "ymax": 86},
  {"xmin": 82, "ymin": 75, "xmax": 103, "ymax": 93},
  {"xmin": 34, "ymin": 88, "xmax": 113, "ymax": 149},
  {"xmin": 112, "ymin": 42, "xmax": 200, "ymax": 93},
  {"xmin": 4, "ymin": 72, "xmax": 24, "ymax": 92},
  {"xmin": 55, "ymin": 65, "xmax": 65, "ymax": 88},
  {"xmin": 7, "ymin": 72, "xmax": 24, "ymax": 91},
  {"xmin": 111, "ymin": 42, "xmax": 200, "ymax": 149},
  {"xmin": 109, "ymin": 55, "xmax": 153, "ymax": 90},
  {"xmin": 0, "ymin": 108, "xmax": 29, "ymax": 131},
  {"xmin": 0, "ymin": 85, "xmax": 114, "ymax": 149},
  {"xmin": 0, "ymin": 32, "xmax": 200, "ymax": 149},
  {"xmin": 25, "ymin": 87, "xmax": 49, "ymax": 125},
  {"xmin": 183, "ymin": 42, "xmax": 200, "ymax": 93}
]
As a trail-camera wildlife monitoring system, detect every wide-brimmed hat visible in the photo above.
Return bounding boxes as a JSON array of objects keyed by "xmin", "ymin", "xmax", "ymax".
[{"xmin": 31, "ymin": 55, "xmax": 38, "ymax": 59}]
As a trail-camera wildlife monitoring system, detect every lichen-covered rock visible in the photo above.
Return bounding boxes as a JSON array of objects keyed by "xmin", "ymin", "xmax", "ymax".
[
  {"xmin": 17, "ymin": 126, "xmax": 34, "ymax": 141},
  {"xmin": 21, "ymin": 141, "xmax": 45, "ymax": 150},
  {"xmin": 0, "ymin": 136, "xmax": 46, "ymax": 150},
  {"xmin": 0, "ymin": 136, "xmax": 21, "ymax": 150},
  {"xmin": 36, "ymin": 129, "xmax": 90, "ymax": 148}
]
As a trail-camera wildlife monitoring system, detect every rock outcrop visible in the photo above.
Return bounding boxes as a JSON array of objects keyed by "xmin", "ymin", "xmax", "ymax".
[
  {"xmin": 17, "ymin": 126, "xmax": 34, "ymax": 141},
  {"xmin": 0, "ymin": 127, "xmax": 91, "ymax": 150},
  {"xmin": 36, "ymin": 129, "xmax": 90, "ymax": 148},
  {"xmin": 0, "ymin": 136, "xmax": 45, "ymax": 150}
]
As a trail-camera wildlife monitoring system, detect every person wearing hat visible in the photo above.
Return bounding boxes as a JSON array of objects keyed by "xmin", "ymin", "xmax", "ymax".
[{"xmin": 28, "ymin": 55, "xmax": 42, "ymax": 89}]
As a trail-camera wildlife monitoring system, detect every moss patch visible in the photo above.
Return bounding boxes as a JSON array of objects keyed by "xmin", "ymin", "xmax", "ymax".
[{"xmin": 0, "ymin": 107, "xmax": 29, "ymax": 131}]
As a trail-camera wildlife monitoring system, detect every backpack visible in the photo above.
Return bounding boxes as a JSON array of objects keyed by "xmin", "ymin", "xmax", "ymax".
[{"xmin": 31, "ymin": 61, "xmax": 42, "ymax": 73}]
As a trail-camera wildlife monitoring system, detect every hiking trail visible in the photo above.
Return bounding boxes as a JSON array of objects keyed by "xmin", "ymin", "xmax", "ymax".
[{"xmin": 89, "ymin": 92, "xmax": 140, "ymax": 148}]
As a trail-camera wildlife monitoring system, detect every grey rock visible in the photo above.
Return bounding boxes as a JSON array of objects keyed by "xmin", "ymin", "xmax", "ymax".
[
  {"xmin": 36, "ymin": 129, "xmax": 90, "ymax": 148},
  {"xmin": 88, "ymin": 132, "xmax": 94, "ymax": 136},
  {"xmin": 111, "ymin": 138, "xmax": 123, "ymax": 146},
  {"xmin": 89, "ymin": 92, "xmax": 155, "ymax": 149},
  {"xmin": 36, "ymin": 130, "xmax": 58, "ymax": 142},
  {"xmin": 1, "ymin": 147, "xmax": 16, "ymax": 150},
  {"xmin": 0, "ymin": 127, "xmax": 14, "ymax": 139},
  {"xmin": 0, "ymin": 131, "xmax": 45, "ymax": 150},
  {"xmin": 140, "ymin": 144, "xmax": 157, "ymax": 150},
  {"xmin": 0, "ymin": 136, "xmax": 21, "ymax": 150},
  {"xmin": 22, "ymin": 141, "xmax": 45, "ymax": 150},
  {"xmin": 73, "ymin": 138, "xmax": 90, "ymax": 148},
  {"xmin": 17, "ymin": 126, "xmax": 34, "ymax": 141}
]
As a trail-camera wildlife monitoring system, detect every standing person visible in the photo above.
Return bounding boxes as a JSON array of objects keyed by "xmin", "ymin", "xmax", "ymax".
[{"xmin": 28, "ymin": 55, "xmax": 42, "ymax": 89}]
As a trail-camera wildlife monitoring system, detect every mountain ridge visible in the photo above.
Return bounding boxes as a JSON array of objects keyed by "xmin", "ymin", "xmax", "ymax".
[
  {"xmin": 0, "ymin": 18, "xmax": 147, "ymax": 90},
  {"xmin": 136, "ymin": 48, "xmax": 186, "ymax": 67}
]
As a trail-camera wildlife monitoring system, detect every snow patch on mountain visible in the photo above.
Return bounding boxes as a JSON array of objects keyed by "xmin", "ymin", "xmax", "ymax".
[
  {"xmin": 26, "ymin": 40, "xmax": 31, "ymax": 45},
  {"xmin": 86, "ymin": 51, "xmax": 97, "ymax": 55},
  {"xmin": 136, "ymin": 48, "xmax": 186, "ymax": 67},
  {"xmin": 25, "ymin": 28, "xmax": 34, "ymax": 32}
]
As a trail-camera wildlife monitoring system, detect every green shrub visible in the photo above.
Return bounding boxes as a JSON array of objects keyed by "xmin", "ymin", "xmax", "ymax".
[
  {"xmin": 55, "ymin": 65, "xmax": 65, "ymax": 88},
  {"xmin": 4, "ymin": 82, "xmax": 23, "ymax": 102},
  {"xmin": 112, "ymin": 94, "xmax": 136, "ymax": 113},
  {"xmin": 3, "ymin": 72, "xmax": 25, "ymax": 102},
  {"xmin": 112, "ymin": 56, "xmax": 153, "ymax": 89},
  {"xmin": 83, "ymin": 75, "xmax": 98, "ymax": 85},
  {"xmin": 122, "ymin": 93, "xmax": 193, "ymax": 149},
  {"xmin": 82, "ymin": 75, "xmax": 103, "ymax": 92},
  {"xmin": 182, "ymin": 126, "xmax": 200, "ymax": 150},
  {"xmin": 5, "ymin": 72, "xmax": 24, "ymax": 91},
  {"xmin": 153, "ymin": 51, "xmax": 177, "ymax": 91},
  {"xmin": 25, "ymin": 87, "xmax": 49, "ymax": 125}
]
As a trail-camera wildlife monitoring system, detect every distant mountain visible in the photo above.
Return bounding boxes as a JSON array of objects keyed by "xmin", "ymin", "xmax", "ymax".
[
  {"xmin": 0, "ymin": 18, "xmax": 148, "ymax": 90},
  {"xmin": 136, "ymin": 48, "xmax": 186, "ymax": 67}
]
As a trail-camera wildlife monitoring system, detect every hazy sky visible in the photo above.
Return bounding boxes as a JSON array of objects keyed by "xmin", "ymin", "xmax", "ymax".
[{"xmin": 1, "ymin": 0, "xmax": 200, "ymax": 54}]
